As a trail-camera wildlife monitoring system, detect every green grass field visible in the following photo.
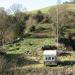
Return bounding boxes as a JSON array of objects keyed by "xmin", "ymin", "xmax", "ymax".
[{"xmin": 3, "ymin": 38, "xmax": 56, "ymax": 54}]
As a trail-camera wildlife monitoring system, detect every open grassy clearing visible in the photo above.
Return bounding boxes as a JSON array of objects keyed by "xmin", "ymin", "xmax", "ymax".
[{"xmin": 3, "ymin": 38, "xmax": 56, "ymax": 54}]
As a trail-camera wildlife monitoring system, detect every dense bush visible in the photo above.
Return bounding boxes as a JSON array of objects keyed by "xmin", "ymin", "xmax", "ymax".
[
  {"xmin": 42, "ymin": 45, "xmax": 57, "ymax": 50},
  {"xmin": 33, "ymin": 11, "xmax": 44, "ymax": 23},
  {"xmin": 30, "ymin": 25, "xmax": 36, "ymax": 32}
]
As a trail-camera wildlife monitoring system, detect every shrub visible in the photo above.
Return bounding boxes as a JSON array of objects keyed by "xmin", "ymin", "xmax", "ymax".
[
  {"xmin": 23, "ymin": 33, "xmax": 31, "ymax": 37},
  {"xmin": 30, "ymin": 25, "xmax": 36, "ymax": 32},
  {"xmin": 33, "ymin": 11, "xmax": 44, "ymax": 23},
  {"xmin": 42, "ymin": 45, "xmax": 57, "ymax": 50}
]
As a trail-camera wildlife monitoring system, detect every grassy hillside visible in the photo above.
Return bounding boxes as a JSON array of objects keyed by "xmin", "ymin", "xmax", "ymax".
[
  {"xmin": 1, "ymin": 4, "xmax": 75, "ymax": 74},
  {"xmin": 32, "ymin": 4, "xmax": 75, "ymax": 13}
]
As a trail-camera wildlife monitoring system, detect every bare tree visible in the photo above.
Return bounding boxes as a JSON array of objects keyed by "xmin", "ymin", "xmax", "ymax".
[{"xmin": 10, "ymin": 4, "xmax": 23, "ymax": 14}]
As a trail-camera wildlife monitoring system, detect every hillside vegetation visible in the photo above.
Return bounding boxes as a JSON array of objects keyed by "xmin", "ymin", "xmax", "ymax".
[
  {"xmin": 0, "ymin": 3, "xmax": 75, "ymax": 74},
  {"xmin": 0, "ymin": 4, "xmax": 75, "ymax": 49}
]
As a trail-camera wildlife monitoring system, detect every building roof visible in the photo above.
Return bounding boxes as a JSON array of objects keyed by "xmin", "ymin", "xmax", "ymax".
[{"xmin": 43, "ymin": 50, "xmax": 57, "ymax": 55}]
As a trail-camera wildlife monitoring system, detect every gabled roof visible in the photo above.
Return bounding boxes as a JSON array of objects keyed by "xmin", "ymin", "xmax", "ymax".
[{"xmin": 43, "ymin": 50, "xmax": 57, "ymax": 55}]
